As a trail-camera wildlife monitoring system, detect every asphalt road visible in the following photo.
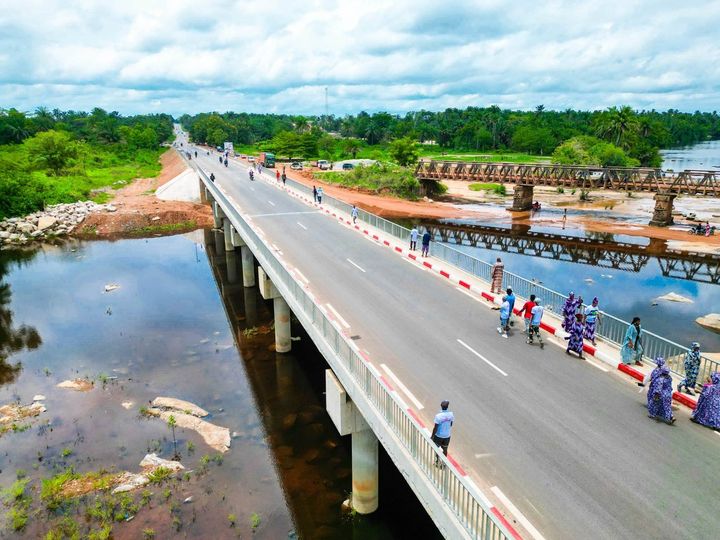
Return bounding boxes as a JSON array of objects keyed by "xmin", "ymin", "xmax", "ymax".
[{"xmin": 184, "ymin": 137, "xmax": 720, "ymax": 540}]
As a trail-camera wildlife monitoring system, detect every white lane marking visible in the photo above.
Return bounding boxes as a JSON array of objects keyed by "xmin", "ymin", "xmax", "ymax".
[
  {"xmin": 380, "ymin": 363, "xmax": 424, "ymax": 410},
  {"xmin": 491, "ymin": 486, "xmax": 546, "ymax": 540},
  {"xmin": 346, "ymin": 258, "xmax": 366, "ymax": 273},
  {"xmin": 294, "ymin": 268, "xmax": 310, "ymax": 284},
  {"xmin": 297, "ymin": 221, "xmax": 307, "ymax": 230},
  {"xmin": 456, "ymin": 339, "xmax": 508, "ymax": 377},
  {"xmin": 586, "ymin": 358, "xmax": 609, "ymax": 372},
  {"xmin": 250, "ymin": 211, "xmax": 318, "ymax": 218},
  {"xmin": 326, "ymin": 303, "xmax": 350, "ymax": 329},
  {"xmin": 267, "ymin": 200, "xmax": 275, "ymax": 206},
  {"xmin": 474, "ymin": 453, "xmax": 493, "ymax": 459}
]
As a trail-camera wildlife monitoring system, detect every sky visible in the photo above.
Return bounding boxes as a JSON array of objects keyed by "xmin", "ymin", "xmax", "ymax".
[{"xmin": 1, "ymin": 0, "xmax": 719, "ymax": 117}]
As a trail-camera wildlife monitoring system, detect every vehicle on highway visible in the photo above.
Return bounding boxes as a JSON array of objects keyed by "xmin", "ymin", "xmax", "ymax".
[
  {"xmin": 259, "ymin": 152, "xmax": 276, "ymax": 168},
  {"xmin": 290, "ymin": 161, "xmax": 303, "ymax": 170},
  {"xmin": 342, "ymin": 163, "xmax": 354, "ymax": 170},
  {"xmin": 317, "ymin": 159, "xmax": 330, "ymax": 170},
  {"xmin": 248, "ymin": 156, "xmax": 255, "ymax": 162},
  {"xmin": 216, "ymin": 146, "xmax": 223, "ymax": 152}
]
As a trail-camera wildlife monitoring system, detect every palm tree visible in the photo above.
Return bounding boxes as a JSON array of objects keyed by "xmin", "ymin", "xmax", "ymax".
[{"xmin": 596, "ymin": 106, "xmax": 638, "ymax": 147}]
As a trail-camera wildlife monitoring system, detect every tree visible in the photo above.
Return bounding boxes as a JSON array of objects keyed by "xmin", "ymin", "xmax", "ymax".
[
  {"xmin": 24, "ymin": 130, "xmax": 79, "ymax": 175},
  {"xmin": 594, "ymin": 106, "xmax": 638, "ymax": 148},
  {"xmin": 341, "ymin": 138, "xmax": 362, "ymax": 158},
  {"xmin": 389, "ymin": 137, "xmax": 419, "ymax": 166}
]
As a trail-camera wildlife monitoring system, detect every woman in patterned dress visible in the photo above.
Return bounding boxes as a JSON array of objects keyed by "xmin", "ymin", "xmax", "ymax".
[
  {"xmin": 647, "ymin": 357, "xmax": 675, "ymax": 424},
  {"xmin": 678, "ymin": 342, "xmax": 701, "ymax": 396},
  {"xmin": 565, "ymin": 313, "xmax": 585, "ymax": 359},
  {"xmin": 561, "ymin": 292, "xmax": 578, "ymax": 330},
  {"xmin": 583, "ymin": 297, "xmax": 601, "ymax": 345},
  {"xmin": 691, "ymin": 372, "xmax": 720, "ymax": 429}
]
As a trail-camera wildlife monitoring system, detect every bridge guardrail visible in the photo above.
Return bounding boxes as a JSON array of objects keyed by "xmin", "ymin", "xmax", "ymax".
[
  {"xmin": 277, "ymin": 173, "xmax": 720, "ymax": 387},
  {"xmin": 198, "ymin": 167, "xmax": 515, "ymax": 540}
]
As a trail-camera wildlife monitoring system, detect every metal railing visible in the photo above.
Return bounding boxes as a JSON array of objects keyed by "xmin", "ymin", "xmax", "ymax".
[
  {"xmin": 198, "ymin": 168, "xmax": 514, "ymax": 540},
  {"xmin": 275, "ymin": 172, "xmax": 720, "ymax": 387}
]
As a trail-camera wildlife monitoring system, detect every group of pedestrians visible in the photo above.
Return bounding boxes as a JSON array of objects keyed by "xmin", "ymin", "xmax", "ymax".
[
  {"xmin": 275, "ymin": 167, "xmax": 287, "ymax": 186},
  {"xmin": 496, "ymin": 289, "xmax": 545, "ymax": 346},
  {"xmin": 312, "ymin": 185, "xmax": 323, "ymax": 204},
  {"xmin": 409, "ymin": 226, "xmax": 431, "ymax": 256}
]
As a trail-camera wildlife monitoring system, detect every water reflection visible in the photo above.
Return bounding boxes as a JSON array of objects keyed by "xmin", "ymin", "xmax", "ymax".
[
  {"xmin": 661, "ymin": 140, "xmax": 720, "ymax": 172},
  {"xmin": 0, "ymin": 248, "xmax": 42, "ymax": 386}
]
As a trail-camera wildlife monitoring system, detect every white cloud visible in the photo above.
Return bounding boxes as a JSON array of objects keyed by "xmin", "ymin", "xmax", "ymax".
[{"xmin": 0, "ymin": 0, "xmax": 718, "ymax": 115}]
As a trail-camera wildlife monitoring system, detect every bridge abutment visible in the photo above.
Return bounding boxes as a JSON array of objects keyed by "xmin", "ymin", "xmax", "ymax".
[
  {"xmin": 510, "ymin": 184, "xmax": 534, "ymax": 211},
  {"xmin": 649, "ymin": 193, "xmax": 677, "ymax": 227},
  {"xmin": 325, "ymin": 370, "xmax": 379, "ymax": 515},
  {"xmin": 258, "ymin": 267, "xmax": 291, "ymax": 353}
]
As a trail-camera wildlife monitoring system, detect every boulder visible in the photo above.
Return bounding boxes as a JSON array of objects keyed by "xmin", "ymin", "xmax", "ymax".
[
  {"xmin": 57, "ymin": 378, "xmax": 94, "ymax": 391},
  {"xmin": 151, "ymin": 397, "xmax": 208, "ymax": 417},
  {"xmin": 656, "ymin": 292, "xmax": 693, "ymax": 304},
  {"xmin": 696, "ymin": 313, "xmax": 720, "ymax": 333},
  {"xmin": 139, "ymin": 453, "xmax": 185, "ymax": 472},
  {"xmin": 0, "ymin": 402, "xmax": 46, "ymax": 424},
  {"xmin": 146, "ymin": 408, "xmax": 230, "ymax": 452},
  {"xmin": 111, "ymin": 472, "xmax": 150, "ymax": 494},
  {"xmin": 37, "ymin": 216, "xmax": 57, "ymax": 230}
]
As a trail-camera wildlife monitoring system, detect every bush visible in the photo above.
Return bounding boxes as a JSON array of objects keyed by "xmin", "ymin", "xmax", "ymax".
[
  {"xmin": 468, "ymin": 183, "xmax": 506, "ymax": 196},
  {"xmin": 315, "ymin": 163, "xmax": 420, "ymax": 199}
]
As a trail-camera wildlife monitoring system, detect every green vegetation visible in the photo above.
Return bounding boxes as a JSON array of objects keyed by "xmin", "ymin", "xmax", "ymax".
[
  {"xmin": 0, "ymin": 108, "xmax": 172, "ymax": 219},
  {"xmin": 60, "ymin": 448, "xmax": 73, "ymax": 458},
  {"xmin": 388, "ymin": 137, "xmax": 419, "ymax": 166},
  {"xmin": 552, "ymin": 135, "xmax": 638, "ymax": 167},
  {"xmin": 41, "ymin": 469, "xmax": 78, "ymax": 510},
  {"xmin": 315, "ymin": 163, "xmax": 420, "ymax": 199},
  {"xmin": 147, "ymin": 466, "xmax": 173, "ymax": 484},
  {"xmin": 468, "ymin": 183, "xmax": 506, "ymax": 196},
  {"xmin": 129, "ymin": 220, "xmax": 197, "ymax": 236},
  {"xmin": 143, "ymin": 528, "xmax": 155, "ymax": 539},
  {"xmin": 2, "ymin": 477, "xmax": 31, "ymax": 531},
  {"xmin": 227, "ymin": 513, "xmax": 237, "ymax": 527},
  {"xmin": 250, "ymin": 512, "xmax": 261, "ymax": 530}
]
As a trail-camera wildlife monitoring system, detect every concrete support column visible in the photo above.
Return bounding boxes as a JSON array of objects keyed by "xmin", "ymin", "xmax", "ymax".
[
  {"xmin": 222, "ymin": 218, "xmax": 234, "ymax": 251},
  {"xmin": 199, "ymin": 179, "xmax": 207, "ymax": 203},
  {"xmin": 213, "ymin": 230, "xmax": 224, "ymax": 256},
  {"xmin": 273, "ymin": 296, "xmax": 291, "ymax": 353},
  {"xmin": 240, "ymin": 246, "xmax": 256, "ymax": 288},
  {"xmin": 242, "ymin": 287, "xmax": 257, "ymax": 327},
  {"xmin": 649, "ymin": 192, "xmax": 677, "ymax": 227},
  {"xmin": 351, "ymin": 428, "xmax": 379, "ymax": 514},
  {"xmin": 225, "ymin": 251, "xmax": 238, "ymax": 284},
  {"xmin": 212, "ymin": 202, "xmax": 224, "ymax": 229},
  {"xmin": 510, "ymin": 184, "xmax": 534, "ymax": 211}
]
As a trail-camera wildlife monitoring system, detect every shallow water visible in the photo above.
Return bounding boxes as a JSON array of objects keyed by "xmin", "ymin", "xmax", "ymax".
[
  {"xmin": 661, "ymin": 140, "xmax": 720, "ymax": 172},
  {"xmin": 0, "ymin": 232, "xmax": 440, "ymax": 539}
]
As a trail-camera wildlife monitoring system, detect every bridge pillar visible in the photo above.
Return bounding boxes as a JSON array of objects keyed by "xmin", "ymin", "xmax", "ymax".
[
  {"xmin": 212, "ymin": 202, "xmax": 225, "ymax": 229},
  {"xmin": 225, "ymin": 251, "xmax": 238, "ymax": 284},
  {"xmin": 213, "ymin": 230, "xmax": 225, "ymax": 256},
  {"xmin": 240, "ymin": 246, "xmax": 256, "ymax": 288},
  {"xmin": 222, "ymin": 218, "xmax": 234, "ymax": 251},
  {"xmin": 258, "ymin": 267, "xmax": 291, "ymax": 353},
  {"xmin": 325, "ymin": 370, "xmax": 379, "ymax": 514},
  {"xmin": 242, "ymin": 287, "xmax": 257, "ymax": 327},
  {"xmin": 649, "ymin": 193, "xmax": 677, "ymax": 227},
  {"xmin": 510, "ymin": 184, "xmax": 534, "ymax": 211}
]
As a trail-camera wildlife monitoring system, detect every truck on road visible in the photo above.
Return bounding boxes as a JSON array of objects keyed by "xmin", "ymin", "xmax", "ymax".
[{"xmin": 259, "ymin": 152, "xmax": 276, "ymax": 168}]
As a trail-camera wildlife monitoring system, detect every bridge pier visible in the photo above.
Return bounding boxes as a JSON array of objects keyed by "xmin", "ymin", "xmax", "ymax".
[
  {"xmin": 258, "ymin": 267, "xmax": 291, "ymax": 353},
  {"xmin": 325, "ymin": 370, "xmax": 379, "ymax": 514},
  {"xmin": 222, "ymin": 218, "xmax": 234, "ymax": 251},
  {"xmin": 225, "ymin": 251, "xmax": 238, "ymax": 284},
  {"xmin": 649, "ymin": 193, "xmax": 677, "ymax": 227},
  {"xmin": 510, "ymin": 184, "xmax": 534, "ymax": 212},
  {"xmin": 240, "ymin": 246, "xmax": 256, "ymax": 288},
  {"xmin": 199, "ymin": 179, "xmax": 208, "ymax": 204},
  {"xmin": 212, "ymin": 201, "xmax": 224, "ymax": 229}
]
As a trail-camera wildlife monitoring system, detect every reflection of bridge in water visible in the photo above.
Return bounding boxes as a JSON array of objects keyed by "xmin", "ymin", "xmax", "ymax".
[{"xmin": 425, "ymin": 222, "xmax": 720, "ymax": 284}]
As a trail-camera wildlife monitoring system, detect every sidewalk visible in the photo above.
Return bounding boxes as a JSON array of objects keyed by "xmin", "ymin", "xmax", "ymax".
[{"xmin": 253, "ymin": 166, "xmax": 701, "ymax": 414}]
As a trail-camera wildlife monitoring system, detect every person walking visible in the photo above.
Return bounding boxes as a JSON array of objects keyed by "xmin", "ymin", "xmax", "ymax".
[
  {"xmin": 421, "ymin": 229, "xmax": 431, "ymax": 257},
  {"xmin": 497, "ymin": 295, "xmax": 510, "ymax": 339},
  {"xmin": 519, "ymin": 294, "xmax": 536, "ymax": 337},
  {"xmin": 431, "ymin": 400, "xmax": 454, "ymax": 466},
  {"xmin": 504, "ymin": 287, "xmax": 516, "ymax": 333},
  {"xmin": 224, "ymin": 158, "xmax": 228, "ymax": 167},
  {"xmin": 528, "ymin": 298, "xmax": 544, "ymax": 347},
  {"xmin": 691, "ymin": 372, "xmax": 720, "ymax": 429},
  {"xmin": 351, "ymin": 205, "xmax": 359, "ymax": 224},
  {"xmin": 281, "ymin": 171, "xmax": 287, "ymax": 186},
  {"xmin": 410, "ymin": 226, "xmax": 419, "ymax": 251},
  {"xmin": 647, "ymin": 357, "xmax": 676, "ymax": 424},
  {"xmin": 313, "ymin": 185, "xmax": 318, "ymax": 202},
  {"xmin": 248, "ymin": 169, "xmax": 254, "ymax": 181},
  {"xmin": 491, "ymin": 258, "xmax": 504, "ymax": 294},
  {"xmin": 583, "ymin": 297, "xmax": 601, "ymax": 345},
  {"xmin": 562, "ymin": 292, "xmax": 580, "ymax": 331},
  {"xmin": 276, "ymin": 170, "xmax": 280, "ymax": 182},
  {"xmin": 565, "ymin": 313, "xmax": 585, "ymax": 359},
  {"xmin": 316, "ymin": 186, "xmax": 323, "ymax": 204},
  {"xmin": 678, "ymin": 342, "xmax": 702, "ymax": 395},
  {"xmin": 209, "ymin": 172, "xmax": 215, "ymax": 183},
  {"xmin": 621, "ymin": 317, "xmax": 643, "ymax": 366}
]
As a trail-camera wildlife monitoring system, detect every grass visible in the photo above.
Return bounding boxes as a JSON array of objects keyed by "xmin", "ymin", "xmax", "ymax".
[
  {"xmin": 315, "ymin": 162, "xmax": 421, "ymax": 199},
  {"xmin": 147, "ymin": 466, "xmax": 173, "ymax": 484},
  {"xmin": 129, "ymin": 220, "xmax": 197, "ymax": 236},
  {"xmin": 61, "ymin": 447, "xmax": 73, "ymax": 458},
  {"xmin": 227, "ymin": 513, "xmax": 237, "ymax": 527},
  {"xmin": 2, "ymin": 477, "xmax": 31, "ymax": 531},
  {"xmin": 250, "ymin": 512, "xmax": 261, "ymax": 530},
  {"xmin": 468, "ymin": 182, "xmax": 506, "ymax": 196}
]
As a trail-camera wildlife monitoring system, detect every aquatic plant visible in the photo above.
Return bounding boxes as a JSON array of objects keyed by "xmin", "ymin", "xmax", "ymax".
[
  {"xmin": 142, "ymin": 528, "xmax": 155, "ymax": 539},
  {"xmin": 147, "ymin": 466, "xmax": 173, "ymax": 485},
  {"xmin": 7, "ymin": 507, "xmax": 28, "ymax": 531},
  {"xmin": 41, "ymin": 468, "xmax": 78, "ymax": 510},
  {"xmin": 186, "ymin": 441, "xmax": 195, "ymax": 453},
  {"xmin": 61, "ymin": 447, "xmax": 72, "ymax": 458},
  {"xmin": 227, "ymin": 513, "xmax": 237, "ymax": 527},
  {"xmin": 167, "ymin": 414, "xmax": 179, "ymax": 459},
  {"xmin": 250, "ymin": 512, "xmax": 261, "ymax": 530}
]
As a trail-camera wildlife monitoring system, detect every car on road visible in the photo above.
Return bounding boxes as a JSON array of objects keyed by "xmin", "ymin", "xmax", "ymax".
[
  {"xmin": 317, "ymin": 159, "xmax": 330, "ymax": 170},
  {"xmin": 248, "ymin": 156, "xmax": 255, "ymax": 162},
  {"xmin": 290, "ymin": 161, "xmax": 303, "ymax": 170},
  {"xmin": 342, "ymin": 163, "xmax": 354, "ymax": 170},
  {"xmin": 216, "ymin": 146, "xmax": 223, "ymax": 152}
]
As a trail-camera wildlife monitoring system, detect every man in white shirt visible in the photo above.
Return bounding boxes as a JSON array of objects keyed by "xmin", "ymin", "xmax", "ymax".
[
  {"xmin": 432, "ymin": 400, "xmax": 454, "ymax": 466},
  {"xmin": 410, "ymin": 226, "xmax": 419, "ymax": 251}
]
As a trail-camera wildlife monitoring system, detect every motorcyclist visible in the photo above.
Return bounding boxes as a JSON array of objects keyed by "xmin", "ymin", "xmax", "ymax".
[
  {"xmin": 249, "ymin": 170, "xmax": 254, "ymax": 181},
  {"xmin": 219, "ymin": 156, "xmax": 222, "ymax": 163},
  {"xmin": 224, "ymin": 158, "xmax": 228, "ymax": 167},
  {"xmin": 210, "ymin": 173, "xmax": 215, "ymax": 183}
]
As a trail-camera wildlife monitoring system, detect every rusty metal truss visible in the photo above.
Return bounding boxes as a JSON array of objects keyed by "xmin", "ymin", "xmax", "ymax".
[
  {"xmin": 415, "ymin": 161, "xmax": 720, "ymax": 196},
  {"xmin": 426, "ymin": 222, "xmax": 720, "ymax": 284}
]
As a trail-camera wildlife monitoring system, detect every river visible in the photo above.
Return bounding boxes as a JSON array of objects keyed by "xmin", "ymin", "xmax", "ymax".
[
  {"xmin": 0, "ymin": 232, "xmax": 440, "ymax": 539},
  {"xmin": 661, "ymin": 139, "xmax": 720, "ymax": 172}
]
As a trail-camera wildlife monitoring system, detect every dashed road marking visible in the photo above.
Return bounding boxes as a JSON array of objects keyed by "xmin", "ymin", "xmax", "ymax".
[
  {"xmin": 380, "ymin": 363, "xmax": 424, "ymax": 410},
  {"xmin": 267, "ymin": 200, "xmax": 275, "ymax": 206},
  {"xmin": 346, "ymin": 258, "xmax": 366, "ymax": 273},
  {"xmin": 457, "ymin": 339, "xmax": 508, "ymax": 377},
  {"xmin": 491, "ymin": 486, "xmax": 546, "ymax": 540},
  {"xmin": 326, "ymin": 303, "xmax": 350, "ymax": 329},
  {"xmin": 297, "ymin": 221, "xmax": 307, "ymax": 230}
]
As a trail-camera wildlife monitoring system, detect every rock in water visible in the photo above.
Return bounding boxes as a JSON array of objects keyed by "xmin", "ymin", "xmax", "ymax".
[
  {"xmin": 146, "ymin": 408, "xmax": 230, "ymax": 452},
  {"xmin": 104, "ymin": 284, "xmax": 120, "ymax": 292},
  {"xmin": 111, "ymin": 473, "xmax": 150, "ymax": 494},
  {"xmin": 151, "ymin": 397, "xmax": 209, "ymax": 417},
  {"xmin": 696, "ymin": 313, "xmax": 720, "ymax": 333},
  {"xmin": 656, "ymin": 292, "xmax": 694, "ymax": 304},
  {"xmin": 139, "ymin": 453, "xmax": 185, "ymax": 472},
  {"xmin": 57, "ymin": 378, "xmax": 94, "ymax": 391}
]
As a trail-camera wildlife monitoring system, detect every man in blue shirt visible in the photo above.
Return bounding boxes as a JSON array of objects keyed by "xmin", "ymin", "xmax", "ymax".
[
  {"xmin": 504, "ymin": 287, "xmax": 516, "ymax": 333},
  {"xmin": 432, "ymin": 400, "xmax": 454, "ymax": 466}
]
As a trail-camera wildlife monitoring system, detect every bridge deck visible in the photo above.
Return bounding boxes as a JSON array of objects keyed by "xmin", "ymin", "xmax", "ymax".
[
  {"xmin": 193, "ymin": 149, "xmax": 719, "ymax": 540},
  {"xmin": 416, "ymin": 161, "xmax": 720, "ymax": 196}
]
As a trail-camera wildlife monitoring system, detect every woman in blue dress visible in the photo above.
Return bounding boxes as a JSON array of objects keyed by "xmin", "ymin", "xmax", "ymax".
[
  {"xmin": 621, "ymin": 317, "xmax": 643, "ymax": 366},
  {"xmin": 647, "ymin": 357, "xmax": 675, "ymax": 424},
  {"xmin": 565, "ymin": 313, "xmax": 585, "ymax": 359},
  {"xmin": 678, "ymin": 342, "xmax": 701, "ymax": 395},
  {"xmin": 583, "ymin": 297, "xmax": 601, "ymax": 345},
  {"xmin": 562, "ymin": 292, "xmax": 580, "ymax": 331},
  {"xmin": 691, "ymin": 372, "xmax": 720, "ymax": 429}
]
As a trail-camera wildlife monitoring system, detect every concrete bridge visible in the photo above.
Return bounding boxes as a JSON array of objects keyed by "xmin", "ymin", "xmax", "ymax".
[
  {"xmin": 179, "ymin": 131, "xmax": 720, "ymax": 540},
  {"xmin": 424, "ymin": 222, "xmax": 720, "ymax": 283},
  {"xmin": 415, "ymin": 161, "xmax": 720, "ymax": 226}
]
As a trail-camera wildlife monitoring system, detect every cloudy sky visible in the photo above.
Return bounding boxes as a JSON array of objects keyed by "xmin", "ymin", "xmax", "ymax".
[{"xmin": 1, "ymin": 0, "xmax": 718, "ymax": 116}]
